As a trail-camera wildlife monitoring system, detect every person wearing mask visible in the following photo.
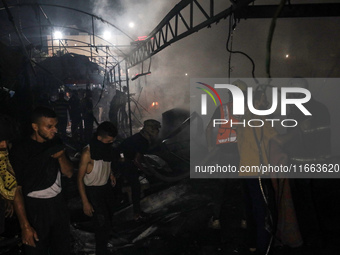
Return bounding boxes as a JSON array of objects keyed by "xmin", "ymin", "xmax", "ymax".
[{"xmin": 78, "ymin": 121, "xmax": 118, "ymax": 255}]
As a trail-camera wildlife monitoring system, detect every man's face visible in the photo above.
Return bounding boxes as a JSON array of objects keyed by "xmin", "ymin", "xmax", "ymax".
[
  {"xmin": 32, "ymin": 117, "xmax": 58, "ymax": 142},
  {"xmin": 0, "ymin": 140, "xmax": 7, "ymax": 151},
  {"xmin": 98, "ymin": 135, "xmax": 115, "ymax": 144},
  {"xmin": 146, "ymin": 126, "xmax": 160, "ymax": 139}
]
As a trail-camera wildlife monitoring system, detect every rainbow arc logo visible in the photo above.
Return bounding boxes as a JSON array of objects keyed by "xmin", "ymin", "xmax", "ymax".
[{"xmin": 196, "ymin": 82, "xmax": 224, "ymax": 117}]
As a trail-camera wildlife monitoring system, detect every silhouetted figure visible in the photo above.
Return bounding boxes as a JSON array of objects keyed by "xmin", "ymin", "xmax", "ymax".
[
  {"xmin": 109, "ymin": 86, "xmax": 128, "ymax": 128},
  {"xmin": 53, "ymin": 92, "xmax": 70, "ymax": 138},
  {"xmin": 81, "ymin": 90, "xmax": 94, "ymax": 145},
  {"xmin": 285, "ymin": 78, "xmax": 331, "ymax": 248},
  {"xmin": 203, "ymin": 80, "xmax": 244, "ymax": 247},
  {"xmin": 68, "ymin": 91, "xmax": 83, "ymax": 140},
  {"xmin": 119, "ymin": 119, "xmax": 161, "ymax": 221}
]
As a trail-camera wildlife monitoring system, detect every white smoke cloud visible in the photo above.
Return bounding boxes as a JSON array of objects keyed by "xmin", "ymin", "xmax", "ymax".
[{"xmin": 89, "ymin": 0, "xmax": 179, "ymax": 40}]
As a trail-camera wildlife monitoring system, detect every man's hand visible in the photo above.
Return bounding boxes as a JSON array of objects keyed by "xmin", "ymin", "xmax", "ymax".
[
  {"xmin": 22, "ymin": 225, "xmax": 39, "ymax": 247},
  {"xmin": 83, "ymin": 201, "xmax": 94, "ymax": 217},
  {"xmin": 110, "ymin": 174, "xmax": 116, "ymax": 187}
]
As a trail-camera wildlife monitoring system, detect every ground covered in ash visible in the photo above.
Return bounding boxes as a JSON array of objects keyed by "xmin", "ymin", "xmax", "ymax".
[{"xmin": 1, "ymin": 173, "xmax": 340, "ymax": 255}]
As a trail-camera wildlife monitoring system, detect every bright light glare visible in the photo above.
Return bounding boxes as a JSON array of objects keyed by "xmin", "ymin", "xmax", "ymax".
[
  {"xmin": 53, "ymin": 31, "xmax": 63, "ymax": 39},
  {"xmin": 185, "ymin": 73, "xmax": 188, "ymax": 76},
  {"xmin": 103, "ymin": 31, "xmax": 111, "ymax": 40},
  {"xmin": 129, "ymin": 22, "xmax": 135, "ymax": 28},
  {"xmin": 285, "ymin": 54, "xmax": 289, "ymax": 58}
]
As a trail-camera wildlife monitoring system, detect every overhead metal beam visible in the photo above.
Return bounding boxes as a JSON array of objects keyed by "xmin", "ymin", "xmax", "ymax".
[
  {"xmin": 0, "ymin": 3, "xmax": 135, "ymax": 42},
  {"xmin": 126, "ymin": 1, "xmax": 340, "ymax": 69},
  {"xmin": 126, "ymin": 0, "xmax": 255, "ymax": 69},
  {"xmin": 234, "ymin": 3, "xmax": 340, "ymax": 19}
]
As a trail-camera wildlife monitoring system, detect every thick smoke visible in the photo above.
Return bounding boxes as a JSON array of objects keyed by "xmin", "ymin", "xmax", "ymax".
[
  {"xmin": 90, "ymin": 0, "xmax": 178, "ymax": 38},
  {"xmin": 3, "ymin": 1, "xmax": 337, "ymax": 150}
]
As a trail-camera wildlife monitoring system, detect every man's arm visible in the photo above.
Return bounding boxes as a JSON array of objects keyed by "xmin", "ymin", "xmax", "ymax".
[
  {"xmin": 13, "ymin": 186, "xmax": 39, "ymax": 247},
  {"xmin": 133, "ymin": 152, "xmax": 147, "ymax": 172},
  {"xmin": 52, "ymin": 150, "xmax": 73, "ymax": 178},
  {"xmin": 77, "ymin": 148, "xmax": 94, "ymax": 217},
  {"xmin": 109, "ymin": 172, "xmax": 116, "ymax": 187}
]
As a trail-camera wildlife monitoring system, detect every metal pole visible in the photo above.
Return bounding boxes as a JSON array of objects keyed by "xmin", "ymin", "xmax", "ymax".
[
  {"xmin": 91, "ymin": 16, "xmax": 95, "ymax": 61},
  {"xmin": 90, "ymin": 35, "xmax": 93, "ymax": 61},
  {"xmin": 113, "ymin": 66, "xmax": 116, "ymax": 88},
  {"xmin": 38, "ymin": 9, "xmax": 43, "ymax": 47},
  {"xmin": 125, "ymin": 61, "xmax": 132, "ymax": 136},
  {"xmin": 51, "ymin": 30, "xmax": 54, "ymax": 55},
  {"xmin": 91, "ymin": 16, "xmax": 95, "ymax": 46},
  {"xmin": 118, "ymin": 63, "xmax": 122, "ymax": 91}
]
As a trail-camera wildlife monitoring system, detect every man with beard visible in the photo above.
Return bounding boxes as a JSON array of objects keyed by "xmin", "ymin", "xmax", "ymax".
[
  {"xmin": 119, "ymin": 119, "xmax": 161, "ymax": 221},
  {"xmin": 11, "ymin": 106, "xmax": 73, "ymax": 255},
  {"xmin": 78, "ymin": 121, "xmax": 118, "ymax": 255}
]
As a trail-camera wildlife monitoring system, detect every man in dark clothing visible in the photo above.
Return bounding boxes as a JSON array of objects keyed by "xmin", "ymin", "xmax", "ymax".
[
  {"xmin": 53, "ymin": 92, "xmax": 70, "ymax": 137},
  {"xmin": 119, "ymin": 119, "xmax": 161, "ymax": 221},
  {"xmin": 68, "ymin": 91, "xmax": 83, "ymax": 139},
  {"xmin": 285, "ymin": 78, "xmax": 331, "ymax": 247},
  {"xmin": 81, "ymin": 90, "xmax": 94, "ymax": 144},
  {"xmin": 109, "ymin": 86, "xmax": 128, "ymax": 128},
  {"xmin": 11, "ymin": 106, "xmax": 73, "ymax": 255}
]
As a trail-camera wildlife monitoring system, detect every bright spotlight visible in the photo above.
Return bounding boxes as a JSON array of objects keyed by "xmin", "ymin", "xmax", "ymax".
[
  {"xmin": 129, "ymin": 22, "xmax": 135, "ymax": 28},
  {"xmin": 103, "ymin": 31, "xmax": 111, "ymax": 40},
  {"xmin": 285, "ymin": 54, "xmax": 289, "ymax": 58},
  {"xmin": 53, "ymin": 31, "xmax": 63, "ymax": 39}
]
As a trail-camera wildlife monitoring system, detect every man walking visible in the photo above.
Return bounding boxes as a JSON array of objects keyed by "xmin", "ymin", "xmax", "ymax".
[
  {"xmin": 11, "ymin": 106, "xmax": 73, "ymax": 255},
  {"xmin": 78, "ymin": 121, "xmax": 118, "ymax": 255}
]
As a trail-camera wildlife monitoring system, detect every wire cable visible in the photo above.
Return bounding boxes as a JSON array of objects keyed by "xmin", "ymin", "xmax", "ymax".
[
  {"xmin": 266, "ymin": 0, "xmax": 288, "ymax": 78},
  {"xmin": 252, "ymin": 126, "xmax": 276, "ymax": 255},
  {"xmin": 227, "ymin": 20, "xmax": 233, "ymax": 83},
  {"xmin": 226, "ymin": 12, "xmax": 258, "ymax": 84}
]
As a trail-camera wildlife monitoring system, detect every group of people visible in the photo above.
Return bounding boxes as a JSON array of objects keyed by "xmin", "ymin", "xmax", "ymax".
[
  {"xmin": 0, "ymin": 77, "xmax": 331, "ymax": 255},
  {"xmin": 51, "ymin": 90, "xmax": 94, "ymax": 144},
  {"xmin": 0, "ymin": 105, "xmax": 161, "ymax": 255},
  {"xmin": 205, "ymin": 78, "xmax": 331, "ymax": 255},
  {"xmin": 47, "ymin": 86, "xmax": 129, "ymax": 145}
]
